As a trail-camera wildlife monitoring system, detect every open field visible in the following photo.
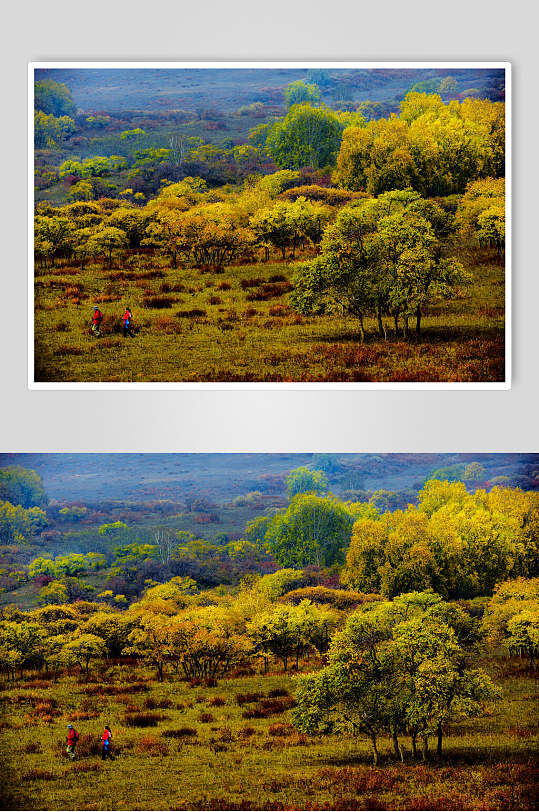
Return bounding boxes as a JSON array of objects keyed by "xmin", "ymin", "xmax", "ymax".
[
  {"xmin": 0, "ymin": 662, "xmax": 537, "ymax": 811},
  {"xmin": 34, "ymin": 249, "xmax": 505, "ymax": 383}
]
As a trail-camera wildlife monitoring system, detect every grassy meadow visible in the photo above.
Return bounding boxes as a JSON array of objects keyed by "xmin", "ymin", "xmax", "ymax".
[
  {"xmin": 34, "ymin": 247, "xmax": 505, "ymax": 383},
  {"xmin": 1, "ymin": 661, "xmax": 536, "ymax": 811}
]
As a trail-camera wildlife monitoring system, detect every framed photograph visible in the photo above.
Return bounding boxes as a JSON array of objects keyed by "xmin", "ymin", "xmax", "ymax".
[
  {"xmin": 29, "ymin": 62, "xmax": 510, "ymax": 388},
  {"xmin": 1, "ymin": 452, "xmax": 537, "ymax": 810}
]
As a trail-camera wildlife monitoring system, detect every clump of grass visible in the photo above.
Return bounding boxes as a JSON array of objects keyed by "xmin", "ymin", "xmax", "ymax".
[
  {"xmin": 143, "ymin": 696, "xmax": 173, "ymax": 710},
  {"xmin": 154, "ymin": 315, "xmax": 183, "ymax": 334},
  {"xmin": 246, "ymin": 281, "xmax": 293, "ymax": 301},
  {"xmin": 161, "ymin": 727, "xmax": 197, "ymax": 738},
  {"xmin": 142, "ymin": 295, "xmax": 176, "ymax": 309},
  {"xmin": 124, "ymin": 712, "xmax": 168, "ymax": 727},
  {"xmin": 236, "ymin": 692, "xmax": 263, "ymax": 706},
  {"xmin": 176, "ymin": 308, "xmax": 206, "ymax": 318},
  {"xmin": 242, "ymin": 697, "xmax": 296, "ymax": 719},
  {"xmin": 136, "ymin": 734, "xmax": 169, "ymax": 756},
  {"xmin": 208, "ymin": 696, "xmax": 226, "ymax": 707}
]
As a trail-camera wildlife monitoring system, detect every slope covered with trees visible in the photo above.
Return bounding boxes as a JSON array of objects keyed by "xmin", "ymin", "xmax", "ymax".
[{"xmin": 33, "ymin": 69, "xmax": 507, "ymax": 382}]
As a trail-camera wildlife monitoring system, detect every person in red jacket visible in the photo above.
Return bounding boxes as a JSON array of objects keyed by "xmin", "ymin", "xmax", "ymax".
[
  {"xmin": 92, "ymin": 306, "xmax": 103, "ymax": 337},
  {"xmin": 122, "ymin": 307, "xmax": 134, "ymax": 338},
  {"xmin": 101, "ymin": 725, "xmax": 114, "ymax": 760},
  {"xmin": 66, "ymin": 724, "xmax": 79, "ymax": 759}
]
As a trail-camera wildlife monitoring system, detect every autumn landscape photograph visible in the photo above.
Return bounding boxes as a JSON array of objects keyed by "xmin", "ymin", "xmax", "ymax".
[
  {"xmin": 32, "ymin": 65, "xmax": 508, "ymax": 384},
  {"xmin": 0, "ymin": 453, "xmax": 537, "ymax": 809}
]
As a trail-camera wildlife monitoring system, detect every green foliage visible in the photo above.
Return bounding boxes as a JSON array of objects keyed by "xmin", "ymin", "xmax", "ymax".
[
  {"xmin": 343, "ymin": 483, "xmax": 539, "ymax": 599},
  {"xmin": 34, "ymin": 80, "xmax": 76, "ymax": 117},
  {"xmin": 34, "ymin": 111, "xmax": 75, "ymax": 149},
  {"xmin": 264, "ymin": 104, "xmax": 346, "ymax": 169},
  {"xmin": 290, "ymin": 192, "xmax": 469, "ymax": 340},
  {"xmin": 0, "ymin": 502, "xmax": 47, "ymax": 544},
  {"xmin": 284, "ymin": 80, "xmax": 321, "ymax": 109},
  {"xmin": 0, "ymin": 466, "xmax": 47, "ymax": 508},
  {"xmin": 265, "ymin": 494, "xmax": 354, "ymax": 568},
  {"xmin": 293, "ymin": 593, "xmax": 499, "ymax": 763},
  {"xmin": 286, "ymin": 467, "xmax": 329, "ymax": 499},
  {"xmin": 334, "ymin": 93, "xmax": 505, "ymax": 196}
]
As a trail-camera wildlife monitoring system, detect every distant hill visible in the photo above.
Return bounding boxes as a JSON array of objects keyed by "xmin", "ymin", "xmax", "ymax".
[
  {"xmin": 34, "ymin": 67, "xmax": 505, "ymax": 114},
  {"xmin": 0, "ymin": 453, "xmax": 535, "ymax": 506}
]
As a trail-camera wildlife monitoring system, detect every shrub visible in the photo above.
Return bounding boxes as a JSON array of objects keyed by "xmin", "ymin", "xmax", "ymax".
[
  {"xmin": 238, "ymin": 726, "xmax": 256, "ymax": 738},
  {"xmin": 208, "ymin": 696, "xmax": 226, "ymax": 707},
  {"xmin": 198, "ymin": 712, "xmax": 214, "ymax": 723},
  {"xmin": 142, "ymin": 295, "xmax": 176, "ymax": 309},
  {"xmin": 216, "ymin": 281, "xmax": 231, "ymax": 290},
  {"xmin": 246, "ymin": 282, "xmax": 292, "ymax": 301},
  {"xmin": 242, "ymin": 697, "xmax": 296, "ymax": 719},
  {"xmin": 123, "ymin": 712, "xmax": 167, "ymax": 727},
  {"xmin": 268, "ymin": 722, "xmax": 296, "ymax": 737},
  {"xmin": 136, "ymin": 735, "xmax": 169, "ymax": 756},
  {"xmin": 240, "ymin": 277, "xmax": 263, "ymax": 289},
  {"xmin": 236, "ymin": 692, "xmax": 263, "ymax": 706},
  {"xmin": 162, "ymin": 727, "xmax": 198, "ymax": 739},
  {"xmin": 176, "ymin": 308, "xmax": 206, "ymax": 318},
  {"xmin": 209, "ymin": 296, "xmax": 222, "ymax": 305},
  {"xmin": 143, "ymin": 696, "xmax": 173, "ymax": 710},
  {"xmin": 154, "ymin": 315, "xmax": 183, "ymax": 334},
  {"xmin": 267, "ymin": 688, "xmax": 290, "ymax": 698},
  {"xmin": 25, "ymin": 742, "xmax": 42, "ymax": 753}
]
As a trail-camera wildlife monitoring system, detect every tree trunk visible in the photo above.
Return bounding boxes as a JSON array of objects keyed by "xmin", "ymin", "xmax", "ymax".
[
  {"xmin": 359, "ymin": 316, "xmax": 365, "ymax": 343},
  {"xmin": 416, "ymin": 305, "xmax": 421, "ymax": 335},
  {"xmin": 157, "ymin": 663, "xmax": 163, "ymax": 682},
  {"xmin": 394, "ymin": 313, "xmax": 399, "ymax": 337},
  {"xmin": 392, "ymin": 726, "xmax": 403, "ymax": 761},
  {"xmin": 411, "ymin": 732, "xmax": 418, "ymax": 759},
  {"xmin": 421, "ymin": 735, "xmax": 429, "ymax": 761},
  {"xmin": 370, "ymin": 733, "xmax": 379, "ymax": 766},
  {"xmin": 377, "ymin": 306, "xmax": 387, "ymax": 340},
  {"xmin": 403, "ymin": 315, "xmax": 408, "ymax": 339},
  {"xmin": 437, "ymin": 723, "xmax": 443, "ymax": 756}
]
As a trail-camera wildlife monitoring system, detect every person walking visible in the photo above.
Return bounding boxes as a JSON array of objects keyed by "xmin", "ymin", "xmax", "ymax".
[
  {"xmin": 92, "ymin": 306, "xmax": 103, "ymax": 337},
  {"xmin": 122, "ymin": 307, "xmax": 134, "ymax": 338},
  {"xmin": 101, "ymin": 725, "xmax": 114, "ymax": 760},
  {"xmin": 66, "ymin": 724, "xmax": 79, "ymax": 760}
]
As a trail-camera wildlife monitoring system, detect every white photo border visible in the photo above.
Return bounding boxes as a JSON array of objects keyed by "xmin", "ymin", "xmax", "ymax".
[{"xmin": 28, "ymin": 61, "xmax": 512, "ymax": 390}]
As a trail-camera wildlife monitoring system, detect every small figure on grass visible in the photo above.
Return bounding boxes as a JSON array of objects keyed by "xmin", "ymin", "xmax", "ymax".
[
  {"xmin": 92, "ymin": 306, "xmax": 103, "ymax": 337},
  {"xmin": 66, "ymin": 723, "xmax": 79, "ymax": 760},
  {"xmin": 101, "ymin": 725, "xmax": 114, "ymax": 760},
  {"xmin": 122, "ymin": 307, "xmax": 135, "ymax": 338}
]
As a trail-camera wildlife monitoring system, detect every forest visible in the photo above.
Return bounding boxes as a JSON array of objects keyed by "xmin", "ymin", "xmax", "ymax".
[
  {"xmin": 0, "ymin": 453, "xmax": 537, "ymax": 810},
  {"xmin": 33, "ymin": 67, "xmax": 507, "ymax": 382}
]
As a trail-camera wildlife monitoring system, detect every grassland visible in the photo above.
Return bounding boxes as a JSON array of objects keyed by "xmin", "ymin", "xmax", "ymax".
[
  {"xmin": 34, "ymin": 248, "xmax": 505, "ymax": 383},
  {"xmin": 0, "ymin": 660, "xmax": 536, "ymax": 810}
]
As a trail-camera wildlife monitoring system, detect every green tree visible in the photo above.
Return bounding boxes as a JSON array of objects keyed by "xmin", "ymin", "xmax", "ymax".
[
  {"xmin": 35, "ymin": 80, "xmax": 76, "ymax": 117},
  {"xmin": 63, "ymin": 633, "xmax": 107, "ymax": 680},
  {"xmin": 286, "ymin": 467, "xmax": 329, "ymax": 499},
  {"xmin": 38, "ymin": 581, "xmax": 68, "ymax": 606},
  {"xmin": 265, "ymin": 494, "xmax": 354, "ymax": 568},
  {"xmin": 0, "ymin": 466, "xmax": 47, "ymax": 508},
  {"xmin": 284, "ymin": 80, "xmax": 321, "ymax": 108},
  {"xmin": 265, "ymin": 104, "xmax": 345, "ymax": 169},
  {"xmin": 86, "ymin": 226, "xmax": 127, "ymax": 268}
]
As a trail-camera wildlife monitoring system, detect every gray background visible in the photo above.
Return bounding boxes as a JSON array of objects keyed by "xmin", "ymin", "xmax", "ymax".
[{"xmin": 1, "ymin": 0, "xmax": 537, "ymax": 453}]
